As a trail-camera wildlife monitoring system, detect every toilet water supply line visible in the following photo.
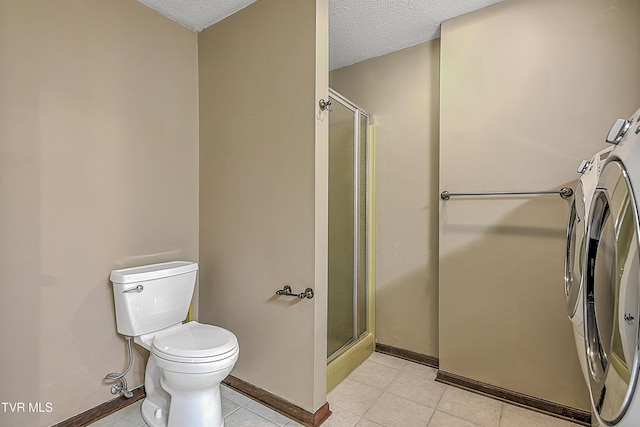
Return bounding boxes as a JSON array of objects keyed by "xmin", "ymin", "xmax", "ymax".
[{"xmin": 105, "ymin": 336, "xmax": 134, "ymax": 398}]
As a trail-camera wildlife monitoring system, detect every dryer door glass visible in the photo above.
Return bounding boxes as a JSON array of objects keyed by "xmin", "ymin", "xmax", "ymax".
[
  {"xmin": 566, "ymin": 182, "xmax": 586, "ymax": 318},
  {"xmin": 585, "ymin": 160, "xmax": 640, "ymax": 424}
]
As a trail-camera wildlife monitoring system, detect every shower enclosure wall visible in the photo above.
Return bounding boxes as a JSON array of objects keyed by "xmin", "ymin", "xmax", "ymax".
[{"xmin": 326, "ymin": 89, "xmax": 374, "ymax": 390}]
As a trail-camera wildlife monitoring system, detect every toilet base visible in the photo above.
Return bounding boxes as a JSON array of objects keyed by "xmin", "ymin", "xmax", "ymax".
[
  {"xmin": 141, "ymin": 398, "xmax": 169, "ymax": 427},
  {"xmin": 140, "ymin": 354, "xmax": 233, "ymax": 427},
  {"xmin": 140, "ymin": 387, "xmax": 225, "ymax": 427}
]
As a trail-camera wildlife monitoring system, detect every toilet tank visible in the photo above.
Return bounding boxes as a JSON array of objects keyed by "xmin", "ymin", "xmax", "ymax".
[{"xmin": 110, "ymin": 261, "xmax": 198, "ymax": 337}]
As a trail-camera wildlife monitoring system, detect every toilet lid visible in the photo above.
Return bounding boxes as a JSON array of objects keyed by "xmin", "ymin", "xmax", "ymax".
[{"xmin": 152, "ymin": 322, "xmax": 238, "ymax": 360}]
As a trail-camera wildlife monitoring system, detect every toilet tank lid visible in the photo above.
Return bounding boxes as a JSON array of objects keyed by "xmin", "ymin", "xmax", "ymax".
[{"xmin": 110, "ymin": 261, "xmax": 198, "ymax": 284}]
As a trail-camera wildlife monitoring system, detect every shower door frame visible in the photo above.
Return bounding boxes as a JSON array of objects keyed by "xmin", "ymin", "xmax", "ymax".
[{"xmin": 326, "ymin": 88, "xmax": 376, "ymax": 390}]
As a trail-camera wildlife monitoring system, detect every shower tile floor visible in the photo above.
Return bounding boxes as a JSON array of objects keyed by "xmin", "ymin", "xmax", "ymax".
[{"xmin": 89, "ymin": 352, "xmax": 585, "ymax": 427}]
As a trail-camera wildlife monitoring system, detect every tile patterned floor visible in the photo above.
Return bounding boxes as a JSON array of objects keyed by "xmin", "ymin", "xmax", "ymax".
[
  {"xmin": 89, "ymin": 352, "xmax": 585, "ymax": 427},
  {"xmin": 88, "ymin": 385, "xmax": 304, "ymax": 427}
]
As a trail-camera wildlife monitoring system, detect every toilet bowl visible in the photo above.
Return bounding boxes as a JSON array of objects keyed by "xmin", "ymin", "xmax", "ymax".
[
  {"xmin": 138, "ymin": 322, "xmax": 239, "ymax": 427},
  {"xmin": 110, "ymin": 261, "xmax": 239, "ymax": 427}
]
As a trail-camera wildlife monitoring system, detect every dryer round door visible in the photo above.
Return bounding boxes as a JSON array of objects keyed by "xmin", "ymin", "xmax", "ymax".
[
  {"xmin": 565, "ymin": 181, "xmax": 586, "ymax": 319},
  {"xmin": 585, "ymin": 160, "xmax": 640, "ymax": 424}
]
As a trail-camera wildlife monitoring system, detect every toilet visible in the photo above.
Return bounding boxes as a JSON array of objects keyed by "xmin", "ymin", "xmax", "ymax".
[{"xmin": 110, "ymin": 261, "xmax": 239, "ymax": 427}]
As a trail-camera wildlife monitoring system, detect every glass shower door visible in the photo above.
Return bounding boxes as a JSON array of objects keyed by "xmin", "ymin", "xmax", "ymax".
[{"xmin": 327, "ymin": 90, "xmax": 369, "ymax": 362}]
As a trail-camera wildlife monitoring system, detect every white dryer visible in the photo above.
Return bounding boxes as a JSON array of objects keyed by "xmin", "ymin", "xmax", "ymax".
[
  {"xmin": 584, "ymin": 108, "xmax": 640, "ymax": 426},
  {"xmin": 565, "ymin": 146, "xmax": 612, "ymax": 387}
]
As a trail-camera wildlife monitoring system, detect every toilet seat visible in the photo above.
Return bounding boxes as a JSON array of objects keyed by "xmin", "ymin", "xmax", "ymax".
[{"xmin": 152, "ymin": 321, "xmax": 239, "ymax": 364}]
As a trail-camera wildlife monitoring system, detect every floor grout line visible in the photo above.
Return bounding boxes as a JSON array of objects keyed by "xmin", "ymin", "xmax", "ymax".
[{"xmin": 92, "ymin": 352, "xmax": 578, "ymax": 427}]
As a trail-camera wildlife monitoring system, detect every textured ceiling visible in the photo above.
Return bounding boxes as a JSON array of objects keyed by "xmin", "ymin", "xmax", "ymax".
[
  {"xmin": 137, "ymin": 0, "xmax": 504, "ymax": 69},
  {"xmin": 136, "ymin": 0, "xmax": 256, "ymax": 32},
  {"xmin": 329, "ymin": 0, "xmax": 504, "ymax": 69}
]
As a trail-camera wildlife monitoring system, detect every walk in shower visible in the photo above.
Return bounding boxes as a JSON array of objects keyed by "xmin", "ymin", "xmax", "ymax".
[{"xmin": 326, "ymin": 89, "xmax": 374, "ymax": 390}]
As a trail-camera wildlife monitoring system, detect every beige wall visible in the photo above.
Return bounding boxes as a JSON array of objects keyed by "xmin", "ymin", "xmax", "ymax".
[
  {"xmin": 6, "ymin": 0, "xmax": 636, "ymax": 423},
  {"xmin": 198, "ymin": 0, "xmax": 328, "ymax": 412},
  {"xmin": 439, "ymin": 0, "xmax": 640, "ymax": 411},
  {"xmin": 330, "ymin": 41, "xmax": 441, "ymax": 357},
  {"xmin": 0, "ymin": 1, "xmax": 199, "ymax": 426}
]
